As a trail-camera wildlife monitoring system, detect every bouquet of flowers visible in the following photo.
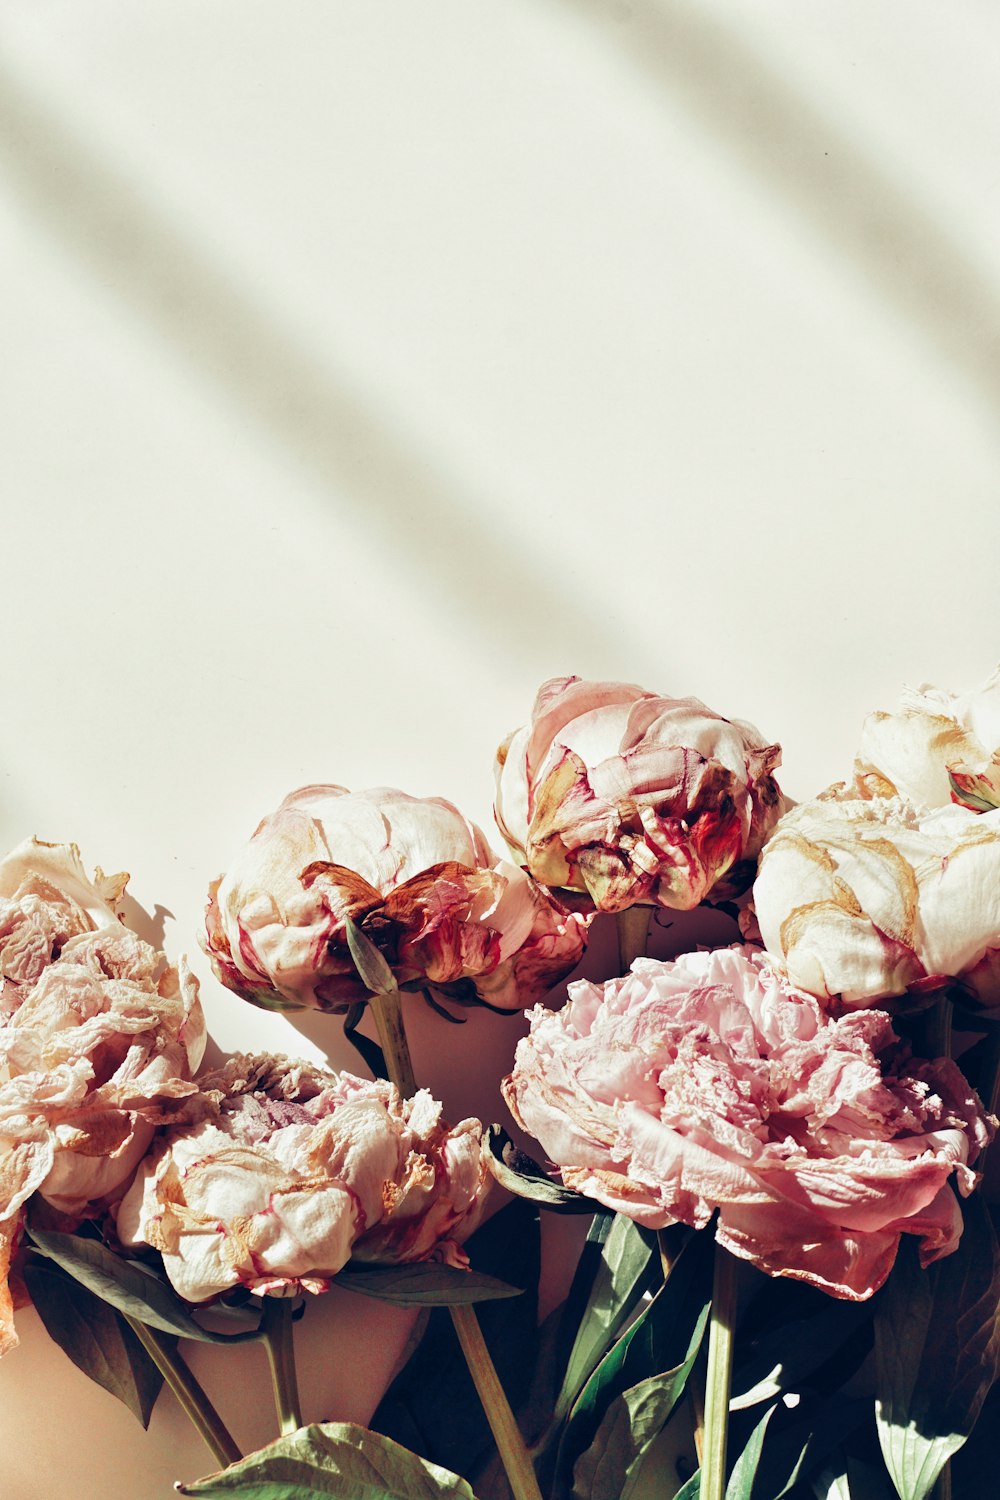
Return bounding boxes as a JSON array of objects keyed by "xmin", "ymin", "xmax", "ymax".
[{"xmin": 3, "ymin": 669, "xmax": 999, "ymax": 1500}]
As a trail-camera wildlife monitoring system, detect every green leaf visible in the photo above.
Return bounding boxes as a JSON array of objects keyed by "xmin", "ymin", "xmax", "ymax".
[
  {"xmin": 674, "ymin": 1473, "xmax": 701, "ymax": 1499},
  {"xmin": 571, "ymin": 1358, "xmax": 703, "ymax": 1500},
  {"xmin": 811, "ymin": 1456, "xmax": 852, "ymax": 1500},
  {"xmin": 335, "ymin": 1262, "xmax": 523, "ymax": 1306},
  {"xmin": 554, "ymin": 1214, "xmax": 660, "ymax": 1424},
  {"xmin": 874, "ymin": 1196, "xmax": 1000, "ymax": 1500},
  {"xmin": 560, "ymin": 1230, "xmax": 713, "ymax": 1496},
  {"xmin": 23, "ymin": 1255, "xmax": 163, "ymax": 1427},
  {"xmin": 482, "ymin": 1127, "xmax": 595, "ymax": 1214},
  {"xmin": 731, "ymin": 1300, "xmax": 872, "ymax": 1410},
  {"xmin": 661, "ymin": 1405, "xmax": 775, "ymax": 1500},
  {"xmin": 345, "ymin": 917, "xmax": 397, "ymax": 995},
  {"xmin": 25, "ymin": 1224, "xmax": 252, "ymax": 1343},
  {"xmin": 726, "ymin": 1403, "xmax": 776, "ymax": 1499},
  {"xmin": 176, "ymin": 1422, "xmax": 478, "ymax": 1498}
]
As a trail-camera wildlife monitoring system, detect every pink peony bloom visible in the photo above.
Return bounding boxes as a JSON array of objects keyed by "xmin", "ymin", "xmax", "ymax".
[
  {"xmin": 752, "ymin": 796, "xmax": 1000, "ymax": 1010},
  {"xmin": 204, "ymin": 785, "xmax": 589, "ymax": 1014},
  {"xmin": 853, "ymin": 667, "xmax": 1000, "ymax": 812},
  {"xmin": 116, "ymin": 1054, "xmax": 489, "ymax": 1302},
  {"xmin": 0, "ymin": 839, "xmax": 205, "ymax": 1354},
  {"xmin": 503, "ymin": 946, "xmax": 992, "ymax": 1300},
  {"xmin": 494, "ymin": 676, "xmax": 784, "ymax": 914}
]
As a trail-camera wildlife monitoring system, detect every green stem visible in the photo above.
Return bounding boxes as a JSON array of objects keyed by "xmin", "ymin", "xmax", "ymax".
[
  {"xmin": 450, "ymin": 1305, "xmax": 543, "ymax": 1500},
  {"xmin": 368, "ymin": 986, "xmax": 417, "ymax": 1096},
  {"xmin": 918, "ymin": 996, "xmax": 953, "ymax": 1061},
  {"xmin": 261, "ymin": 1296, "xmax": 303, "ymax": 1436},
  {"xmin": 124, "ymin": 1316, "xmax": 241, "ymax": 1468},
  {"xmin": 368, "ymin": 983, "xmax": 539, "ymax": 1500},
  {"xmin": 701, "ymin": 1243, "xmax": 738, "ymax": 1500},
  {"xmin": 616, "ymin": 905, "xmax": 650, "ymax": 973}
]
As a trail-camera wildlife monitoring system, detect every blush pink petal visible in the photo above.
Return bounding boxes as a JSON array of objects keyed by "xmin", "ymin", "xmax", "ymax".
[
  {"xmin": 503, "ymin": 946, "xmax": 993, "ymax": 1300},
  {"xmin": 0, "ymin": 840, "xmax": 204, "ymax": 1350}
]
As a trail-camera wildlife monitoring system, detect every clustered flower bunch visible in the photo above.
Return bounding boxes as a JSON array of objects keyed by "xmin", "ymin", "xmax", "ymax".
[{"xmin": 3, "ymin": 669, "xmax": 1000, "ymax": 1500}]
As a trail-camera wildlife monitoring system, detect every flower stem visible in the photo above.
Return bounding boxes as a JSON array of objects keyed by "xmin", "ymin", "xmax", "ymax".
[
  {"xmin": 368, "ymin": 986, "xmax": 417, "ymax": 1096},
  {"xmin": 366, "ymin": 977, "xmax": 538, "ymax": 1500},
  {"xmin": 918, "ymin": 996, "xmax": 953, "ymax": 1061},
  {"xmin": 701, "ymin": 1243, "xmax": 738, "ymax": 1500},
  {"xmin": 616, "ymin": 905, "xmax": 650, "ymax": 973},
  {"xmin": 450, "ymin": 1304, "xmax": 542, "ymax": 1500},
  {"xmin": 124, "ymin": 1316, "xmax": 241, "ymax": 1468},
  {"xmin": 260, "ymin": 1296, "xmax": 303, "ymax": 1436}
]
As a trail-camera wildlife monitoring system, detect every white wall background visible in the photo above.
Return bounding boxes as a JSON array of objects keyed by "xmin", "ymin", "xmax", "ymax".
[{"xmin": 1, "ymin": 3, "xmax": 999, "ymax": 1494}]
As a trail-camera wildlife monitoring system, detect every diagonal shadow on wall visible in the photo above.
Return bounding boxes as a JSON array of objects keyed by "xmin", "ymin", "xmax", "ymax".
[
  {"xmin": 0, "ymin": 56, "xmax": 627, "ymax": 676},
  {"xmin": 569, "ymin": 0, "xmax": 1000, "ymax": 422}
]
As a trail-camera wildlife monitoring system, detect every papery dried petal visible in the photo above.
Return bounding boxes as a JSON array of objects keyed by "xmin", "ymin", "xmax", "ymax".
[
  {"xmin": 205, "ymin": 786, "xmax": 590, "ymax": 1015},
  {"xmin": 503, "ymin": 947, "xmax": 993, "ymax": 1300},
  {"xmin": 117, "ymin": 1055, "xmax": 489, "ymax": 1302},
  {"xmin": 495, "ymin": 677, "xmax": 784, "ymax": 914}
]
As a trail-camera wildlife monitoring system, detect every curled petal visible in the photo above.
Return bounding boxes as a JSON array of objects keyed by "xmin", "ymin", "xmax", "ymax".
[
  {"xmin": 504, "ymin": 946, "xmax": 993, "ymax": 1299},
  {"xmin": 495, "ymin": 676, "xmax": 784, "ymax": 914}
]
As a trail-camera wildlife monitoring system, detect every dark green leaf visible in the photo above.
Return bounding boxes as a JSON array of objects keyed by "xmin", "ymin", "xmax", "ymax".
[
  {"xmin": 23, "ymin": 1255, "xmax": 163, "ymax": 1426},
  {"xmin": 176, "ymin": 1422, "xmax": 477, "ymax": 1498},
  {"xmin": 343, "ymin": 1002, "xmax": 389, "ymax": 1079},
  {"xmin": 335, "ymin": 1263, "xmax": 523, "ymax": 1306},
  {"xmin": 371, "ymin": 1199, "xmax": 541, "ymax": 1484},
  {"xmin": 559, "ymin": 1230, "xmax": 713, "ymax": 1495},
  {"xmin": 726, "ymin": 1403, "xmax": 776, "ymax": 1499},
  {"xmin": 874, "ymin": 1196, "xmax": 1000, "ymax": 1500},
  {"xmin": 554, "ymin": 1214, "xmax": 660, "ymax": 1424},
  {"xmin": 345, "ymin": 917, "xmax": 397, "ymax": 995},
  {"xmin": 25, "ymin": 1224, "xmax": 252, "ymax": 1343},
  {"xmin": 811, "ymin": 1456, "xmax": 851, "ymax": 1500},
  {"xmin": 659, "ymin": 1404, "xmax": 775, "ymax": 1500},
  {"xmin": 752, "ymin": 1394, "xmax": 870, "ymax": 1500},
  {"xmin": 731, "ymin": 1301, "xmax": 872, "ymax": 1410},
  {"xmin": 482, "ymin": 1127, "xmax": 594, "ymax": 1214},
  {"xmin": 571, "ymin": 1353, "xmax": 705, "ymax": 1500}
]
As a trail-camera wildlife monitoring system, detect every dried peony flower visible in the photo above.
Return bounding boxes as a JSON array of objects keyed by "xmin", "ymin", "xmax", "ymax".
[
  {"xmin": 204, "ymin": 784, "xmax": 589, "ymax": 1014},
  {"xmin": 752, "ymin": 797, "xmax": 1000, "ymax": 1010},
  {"xmin": 503, "ymin": 947, "xmax": 992, "ymax": 1301},
  {"xmin": 116, "ymin": 1054, "xmax": 488, "ymax": 1302},
  {"xmin": 0, "ymin": 839, "xmax": 205, "ymax": 1354},
  {"xmin": 854, "ymin": 667, "xmax": 1000, "ymax": 812},
  {"xmin": 494, "ymin": 676, "xmax": 784, "ymax": 914}
]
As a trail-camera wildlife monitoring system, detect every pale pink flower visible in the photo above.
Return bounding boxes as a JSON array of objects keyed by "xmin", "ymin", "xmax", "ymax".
[
  {"xmin": 503, "ymin": 947, "xmax": 992, "ymax": 1300},
  {"xmin": 117, "ymin": 1054, "xmax": 488, "ymax": 1302},
  {"xmin": 0, "ymin": 840, "xmax": 205, "ymax": 1354},
  {"xmin": 854, "ymin": 667, "xmax": 1000, "ymax": 812},
  {"xmin": 752, "ymin": 796, "xmax": 1000, "ymax": 1010},
  {"xmin": 494, "ymin": 676, "xmax": 784, "ymax": 914},
  {"xmin": 204, "ymin": 785, "xmax": 589, "ymax": 1014}
]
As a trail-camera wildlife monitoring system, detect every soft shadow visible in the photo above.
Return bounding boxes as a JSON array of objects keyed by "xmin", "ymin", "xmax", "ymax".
[
  {"xmin": 0, "ymin": 57, "xmax": 624, "ymax": 673},
  {"xmin": 119, "ymin": 893, "xmax": 173, "ymax": 950},
  {"xmin": 569, "ymin": 0, "xmax": 1000, "ymax": 418}
]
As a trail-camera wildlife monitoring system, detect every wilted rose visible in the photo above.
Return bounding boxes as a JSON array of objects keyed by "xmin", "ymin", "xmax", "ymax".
[
  {"xmin": 503, "ymin": 946, "xmax": 992, "ymax": 1300},
  {"xmin": 117, "ymin": 1054, "xmax": 488, "ymax": 1302},
  {"xmin": 494, "ymin": 676, "xmax": 784, "ymax": 914},
  {"xmin": 0, "ymin": 839, "xmax": 205, "ymax": 1354},
  {"xmin": 853, "ymin": 667, "xmax": 1000, "ymax": 812},
  {"xmin": 204, "ymin": 784, "xmax": 589, "ymax": 1014},
  {"xmin": 752, "ymin": 796, "xmax": 1000, "ymax": 1010}
]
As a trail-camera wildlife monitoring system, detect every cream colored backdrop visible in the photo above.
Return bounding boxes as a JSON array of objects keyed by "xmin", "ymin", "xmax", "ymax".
[{"xmin": 1, "ymin": 3, "xmax": 999, "ymax": 1495}]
